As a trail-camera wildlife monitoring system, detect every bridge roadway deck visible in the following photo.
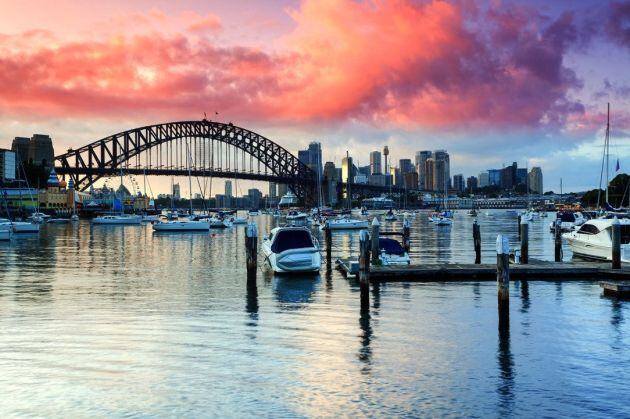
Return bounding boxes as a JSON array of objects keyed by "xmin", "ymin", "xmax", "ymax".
[{"xmin": 335, "ymin": 258, "xmax": 630, "ymax": 282}]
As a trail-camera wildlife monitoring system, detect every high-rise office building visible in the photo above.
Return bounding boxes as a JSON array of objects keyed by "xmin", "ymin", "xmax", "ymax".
[
  {"xmin": 453, "ymin": 174, "xmax": 465, "ymax": 192},
  {"xmin": 516, "ymin": 168, "xmax": 527, "ymax": 185},
  {"xmin": 323, "ymin": 161, "xmax": 340, "ymax": 181},
  {"xmin": 225, "ymin": 180, "xmax": 232, "ymax": 197},
  {"xmin": 399, "ymin": 159, "xmax": 413, "ymax": 174},
  {"xmin": 278, "ymin": 183, "xmax": 288, "ymax": 197},
  {"xmin": 478, "ymin": 172, "xmax": 489, "ymax": 188},
  {"xmin": 415, "ymin": 150, "xmax": 432, "ymax": 190},
  {"xmin": 268, "ymin": 182, "xmax": 277, "ymax": 198},
  {"xmin": 528, "ymin": 167, "xmax": 543, "ymax": 194},
  {"xmin": 298, "ymin": 142, "xmax": 323, "ymax": 175},
  {"xmin": 172, "ymin": 183, "xmax": 181, "ymax": 200},
  {"xmin": 248, "ymin": 188, "xmax": 262, "ymax": 208},
  {"xmin": 341, "ymin": 156, "xmax": 354, "ymax": 183},
  {"xmin": 488, "ymin": 169, "xmax": 502, "ymax": 186},
  {"xmin": 467, "ymin": 176, "xmax": 478, "ymax": 192},
  {"xmin": 433, "ymin": 150, "xmax": 450, "ymax": 190},
  {"xmin": 425, "ymin": 158, "xmax": 435, "ymax": 191},
  {"xmin": 369, "ymin": 151, "xmax": 382, "ymax": 175},
  {"xmin": 501, "ymin": 162, "xmax": 517, "ymax": 189},
  {"xmin": 403, "ymin": 172, "xmax": 418, "ymax": 190}
]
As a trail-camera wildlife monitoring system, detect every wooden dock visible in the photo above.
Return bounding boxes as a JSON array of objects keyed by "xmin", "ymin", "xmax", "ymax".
[
  {"xmin": 336, "ymin": 258, "xmax": 630, "ymax": 282},
  {"xmin": 600, "ymin": 281, "xmax": 630, "ymax": 298}
]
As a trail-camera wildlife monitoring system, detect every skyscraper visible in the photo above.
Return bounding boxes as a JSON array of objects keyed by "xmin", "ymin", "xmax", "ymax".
[
  {"xmin": 425, "ymin": 158, "xmax": 435, "ymax": 191},
  {"xmin": 399, "ymin": 158, "xmax": 413, "ymax": 174},
  {"xmin": 478, "ymin": 172, "xmax": 489, "ymax": 187},
  {"xmin": 268, "ymin": 182, "xmax": 277, "ymax": 198},
  {"xmin": 467, "ymin": 176, "xmax": 478, "ymax": 192},
  {"xmin": 528, "ymin": 167, "xmax": 543, "ymax": 194},
  {"xmin": 298, "ymin": 142, "xmax": 323, "ymax": 175},
  {"xmin": 415, "ymin": 150, "xmax": 432, "ymax": 190},
  {"xmin": 432, "ymin": 150, "xmax": 450, "ymax": 192},
  {"xmin": 369, "ymin": 151, "xmax": 382, "ymax": 175},
  {"xmin": 453, "ymin": 174, "xmax": 465, "ymax": 192},
  {"xmin": 172, "ymin": 183, "xmax": 181, "ymax": 200},
  {"xmin": 341, "ymin": 156, "xmax": 354, "ymax": 183},
  {"xmin": 225, "ymin": 180, "xmax": 232, "ymax": 197}
]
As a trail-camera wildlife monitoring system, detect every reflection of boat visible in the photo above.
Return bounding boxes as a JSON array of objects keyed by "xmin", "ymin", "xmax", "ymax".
[
  {"xmin": 378, "ymin": 238, "xmax": 410, "ymax": 265},
  {"xmin": 320, "ymin": 217, "xmax": 368, "ymax": 230},
  {"xmin": 430, "ymin": 214, "xmax": 452, "ymax": 226},
  {"xmin": 272, "ymin": 275, "xmax": 320, "ymax": 306},
  {"xmin": 262, "ymin": 226, "xmax": 321, "ymax": 273},
  {"xmin": 93, "ymin": 215, "xmax": 142, "ymax": 225},
  {"xmin": 46, "ymin": 218, "xmax": 70, "ymax": 224},
  {"xmin": 564, "ymin": 218, "xmax": 630, "ymax": 262}
]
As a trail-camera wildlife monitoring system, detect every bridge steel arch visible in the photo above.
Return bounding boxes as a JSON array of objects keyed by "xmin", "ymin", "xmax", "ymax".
[{"xmin": 54, "ymin": 120, "xmax": 317, "ymax": 203}]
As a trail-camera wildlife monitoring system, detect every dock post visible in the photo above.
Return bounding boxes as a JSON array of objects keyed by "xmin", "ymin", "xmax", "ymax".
[
  {"xmin": 403, "ymin": 217, "xmax": 411, "ymax": 253},
  {"xmin": 324, "ymin": 222, "xmax": 332, "ymax": 266},
  {"xmin": 473, "ymin": 220, "xmax": 481, "ymax": 264},
  {"xmin": 612, "ymin": 217, "xmax": 621, "ymax": 269},
  {"xmin": 554, "ymin": 219, "xmax": 562, "ymax": 262},
  {"xmin": 371, "ymin": 217, "xmax": 380, "ymax": 264},
  {"xmin": 359, "ymin": 230, "xmax": 370, "ymax": 311},
  {"xmin": 517, "ymin": 215, "xmax": 521, "ymax": 238},
  {"xmin": 496, "ymin": 235, "xmax": 510, "ymax": 331},
  {"xmin": 245, "ymin": 222, "xmax": 258, "ymax": 282},
  {"xmin": 520, "ymin": 218, "xmax": 528, "ymax": 264}
]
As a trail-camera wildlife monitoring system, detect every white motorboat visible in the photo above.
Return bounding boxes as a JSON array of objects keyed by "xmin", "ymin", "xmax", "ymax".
[
  {"xmin": 286, "ymin": 210, "xmax": 308, "ymax": 221},
  {"xmin": 563, "ymin": 218, "xmax": 630, "ymax": 262},
  {"xmin": 278, "ymin": 192, "xmax": 299, "ymax": 208},
  {"xmin": 0, "ymin": 225, "xmax": 12, "ymax": 240},
  {"xmin": 262, "ymin": 226, "xmax": 321, "ymax": 273},
  {"xmin": 29, "ymin": 212, "xmax": 49, "ymax": 224},
  {"xmin": 320, "ymin": 217, "xmax": 369, "ymax": 230},
  {"xmin": 248, "ymin": 209, "xmax": 260, "ymax": 216},
  {"xmin": 141, "ymin": 214, "xmax": 160, "ymax": 222},
  {"xmin": 230, "ymin": 216, "xmax": 247, "ymax": 225},
  {"xmin": 431, "ymin": 215, "xmax": 453, "ymax": 226},
  {"xmin": 520, "ymin": 211, "xmax": 533, "ymax": 222},
  {"xmin": 152, "ymin": 219, "xmax": 210, "ymax": 231},
  {"xmin": 209, "ymin": 217, "xmax": 232, "ymax": 228},
  {"xmin": 92, "ymin": 215, "xmax": 142, "ymax": 225},
  {"xmin": 549, "ymin": 211, "xmax": 585, "ymax": 232},
  {"xmin": 378, "ymin": 238, "xmax": 410, "ymax": 265},
  {"xmin": 0, "ymin": 220, "xmax": 40, "ymax": 233}
]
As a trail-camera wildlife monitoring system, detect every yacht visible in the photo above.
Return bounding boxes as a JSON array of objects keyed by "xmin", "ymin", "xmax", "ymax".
[
  {"xmin": 549, "ymin": 211, "xmax": 585, "ymax": 232},
  {"xmin": 320, "ymin": 216, "xmax": 369, "ymax": 230},
  {"xmin": 430, "ymin": 214, "xmax": 453, "ymax": 226},
  {"xmin": 286, "ymin": 210, "xmax": 308, "ymax": 221},
  {"xmin": 209, "ymin": 217, "xmax": 232, "ymax": 228},
  {"xmin": 563, "ymin": 218, "xmax": 630, "ymax": 262},
  {"xmin": 0, "ymin": 219, "xmax": 40, "ymax": 233},
  {"xmin": 262, "ymin": 226, "xmax": 321, "ymax": 273},
  {"xmin": 153, "ymin": 219, "xmax": 210, "ymax": 231},
  {"xmin": 378, "ymin": 238, "xmax": 410, "ymax": 265},
  {"xmin": 229, "ymin": 215, "xmax": 247, "ymax": 225},
  {"xmin": 278, "ymin": 191, "xmax": 299, "ymax": 208},
  {"xmin": 93, "ymin": 214, "xmax": 142, "ymax": 225},
  {"xmin": 248, "ymin": 209, "xmax": 260, "ymax": 216}
]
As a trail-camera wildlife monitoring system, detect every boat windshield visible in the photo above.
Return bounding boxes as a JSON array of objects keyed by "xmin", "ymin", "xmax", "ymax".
[
  {"xmin": 271, "ymin": 229, "xmax": 315, "ymax": 253},
  {"xmin": 379, "ymin": 238, "xmax": 406, "ymax": 255}
]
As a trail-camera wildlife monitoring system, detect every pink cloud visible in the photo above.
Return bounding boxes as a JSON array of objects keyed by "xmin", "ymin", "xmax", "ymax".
[{"xmin": 0, "ymin": 0, "xmax": 603, "ymax": 132}]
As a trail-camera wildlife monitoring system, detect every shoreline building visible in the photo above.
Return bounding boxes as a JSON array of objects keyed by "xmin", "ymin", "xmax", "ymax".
[
  {"xmin": 529, "ymin": 167, "xmax": 543, "ymax": 194},
  {"xmin": 369, "ymin": 151, "xmax": 382, "ymax": 175},
  {"xmin": 415, "ymin": 151, "xmax": 432, "ymax": 190}
]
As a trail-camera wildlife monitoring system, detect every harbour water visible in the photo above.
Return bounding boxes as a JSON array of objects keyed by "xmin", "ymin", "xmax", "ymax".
[{"xmin": 0, "ymin": 211, "xmax": 628, "ymax": 416}]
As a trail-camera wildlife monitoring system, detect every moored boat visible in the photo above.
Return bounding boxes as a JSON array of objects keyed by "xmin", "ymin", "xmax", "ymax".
[
  {"xmin": 152, "ymin": 219, "xmax": 210, "ymax": 231},
  {"xmin": 378, "ymin": 238, "xmax": 410, "ymax": 265},
  {"xmin": 93, "ymin": 214, "xmax": 142, "ymax": 225},
  {"xmin": 563, "ymin": 218, "xmax": 630, "ymax": 262},
  {"xmin": 320, "ymin": 217, "xmax": 369, "ymax": 230},
  {"xmin": 262, "ymin": 226, "xmax": 321, "ymax": 273}
]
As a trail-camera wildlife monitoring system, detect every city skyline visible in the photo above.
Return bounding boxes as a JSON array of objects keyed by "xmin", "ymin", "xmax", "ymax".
[{"xmin": 0, "ymin": 0, "xmax": 629, "ymax": 194}]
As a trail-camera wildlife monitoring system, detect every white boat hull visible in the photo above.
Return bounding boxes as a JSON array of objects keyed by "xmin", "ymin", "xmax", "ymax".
[
  {"xmin": 565, "ymin": 236, "xmax": 630, "ymax": 262},
  {"xmin": 262, "ymin": 245, "xmax": 321, "ymax": 273},
  {"xmin": 0, "ymin": 228, "xmax": 12, "ymax": 240},
  {"xmin": 93, "ymin": 216, "xmax": 142, "ymax": 225},
  {"xmin": 152, "ymin": 221, "xmax": 210, "ymax": 231},
  {"xmin": 321, "ymin": 219, "xmax": 369, "ymax": 230},
  {"xmin": 2, "ymin": 222, "xmax": 40, "ymax": 233}
]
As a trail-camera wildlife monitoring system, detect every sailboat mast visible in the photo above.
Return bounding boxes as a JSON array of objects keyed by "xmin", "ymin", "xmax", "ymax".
[
  {"xmin": 606, "ymin": 103, "xmax": 610, "ymax": 204},
  {"xmin": 187, "ymin": 141, "xmax": 193, "ymax": 216}
]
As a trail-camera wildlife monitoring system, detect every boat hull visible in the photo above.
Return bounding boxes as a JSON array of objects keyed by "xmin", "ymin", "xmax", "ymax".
[
  {"xmin": 93, "ymin": 216, "xmax": 142, "ymax": 225},
  {"xmin": 322, "ymin": 220, "xmax": 369, "ymax": 230},
  {"xmin": 262, "ymin": 245, "xmax": 321, "ymax": 273},
  {"xmin": 153, "ymin": 221, "xmax": 210, "ymax": 231}
]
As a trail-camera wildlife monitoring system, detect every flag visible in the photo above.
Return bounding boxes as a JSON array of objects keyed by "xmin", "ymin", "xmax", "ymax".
[{"xmin": 616, "ymin": 158, "xmax": 620, "ymax": 172}]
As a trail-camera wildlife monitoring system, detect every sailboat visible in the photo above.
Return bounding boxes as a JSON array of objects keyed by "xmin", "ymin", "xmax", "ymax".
[
  {"xmin": 431, "ymin": 164, "xmax": 453, "ymax": 225},
  {"xmin": 153, "ymin": 141, "xmax": 210, "ymax": 232}
]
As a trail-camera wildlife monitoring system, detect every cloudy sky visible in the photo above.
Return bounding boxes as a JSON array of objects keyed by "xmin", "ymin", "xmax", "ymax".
[{"xmin": 1, "ymin": 0, "xmax": 629, "ymax": 195}]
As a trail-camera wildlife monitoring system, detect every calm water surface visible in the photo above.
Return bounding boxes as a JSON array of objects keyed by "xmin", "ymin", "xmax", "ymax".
[{"xmin": 0, "ymin": 210, "xmax": 628, "ymax": 417}]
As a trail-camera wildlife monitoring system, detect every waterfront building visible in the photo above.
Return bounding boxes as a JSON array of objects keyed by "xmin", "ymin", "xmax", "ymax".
[
  {"xmin": 467, "ymin": 176, "xmax": 478, "ymax": 192},
  {"xmin": 399, "ymin": 159, "xmax": 413, "ymax": 175},
  {"xmin": 425, "ymin": 158, "xmax": 435, "ymax": 191},
  {"xmin": 248, "ymin": 188, "xmax": 262, "ymax": 208},
  {"xmin": 390, "ymin": 166, "xmax": 402, "ymax": 186},
  {"xmin": 415, "ymin": 150, "xmax": 432, "ymax": 190},
  {"xmin": 362, "ymin": 196, "xmax": 394, "ymax": 210},
  {"xmin": 11, "ymin": 137, "xmax": 30, "ymax": 164},
  {"xmin": 453, "ymin": 174, "xmax": 465, "ymax": 192},
  {"xmin": 215, "ymin": 194, "xmax": 229, "ymax": 208},
  {"xmin": 173, "ymin": 183, "xmax": 181, "ymax": 200},
  {"xmin": 529, "ymin": 167, "xmax": 543, "ymax": 194},
  {"xmin": 369, "ymin": 151, "xmax": 382, "ymax": 175},
  {"xmin": 277, "ymin": 183, "xmax": 288, "ymax": 198},
  {"xmin": 0, "ymin": 149, "xmax": 16, "ymax": 182},
  {"xmin": 516, "ymin": 168, "xmax": 527, "ymax": 185},
  {"xmin": 500, "ymin": 162, "xmax": 517, "ymax": 189},
  {"xmin": 357, "ymin": 165, "xmax": 370, "ymax": 177},
  {"xmin": 323, "ymin": 161, "xmax": 339, "ymax": 181},
  {"xmin": 27, "ymin": 134, "xmax": 55, "ymax": 168},
  {"xmin": 354, "ymin": 175, "xmax": 368, "ymax": 184},
  {"xmin": 433, "ymin": 150, "xmax": 450, "ymax": 190},
  {"xmin": 368, "ymin": 174, "xmax": 388, "ymax": 186},
  {"xmin": 488, "ymin": 169, "xmax": 501, "ymax": 186},
  {"xmin": 478, "ymin": 172, "xmax": 489, "ymax": 187},
  {"xmin": 268, "ymin": 182, "xmax": 277, "ymax": 198},
  {"xmin": 403, "ymin": 172, "xmax": 418, "ymax": 190}
]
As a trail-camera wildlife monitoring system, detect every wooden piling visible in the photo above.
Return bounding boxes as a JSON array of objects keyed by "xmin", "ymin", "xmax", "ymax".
[
  {"xmin": 496, "ymin": 234, "xmax": 510, "ymax": 331},
  {"xmin": 245, "ymin": 222, "xmax": 258, "ymax": 281},
  {"xmin": 517, "ymin": 215, "xmax": 521, "ymax": 238},
  {"xmin": 473, "ymin": 220, "xmax": 481, "ymax": 264},
  {"xmin": 359, "ymin": 230, "xmax": 370, "ymax": 311},
  {"xmin": 554, "ymin": 219, "xmax": 562, "ymax": 262},
  {"xmin": 325, "ymin": 222, "xmax": 332, "ymax": 266},
  {"xmin": 371, "ymin": 217, "xmax": 380, "ymax": 264},
  {"xmin": 612, "ymin": 217, "xmax": 621, "ymax": 269},
  {"xmin": 402, "ymin": 217, "xmax": 411, "ymax": 253},
  {"xmin": 520, "ymin": 218, "xmax": 528, "ymax": 264}
]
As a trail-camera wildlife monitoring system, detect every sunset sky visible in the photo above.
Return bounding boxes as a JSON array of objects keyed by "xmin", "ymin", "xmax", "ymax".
[{"xmin": 1, "ymin": 0, "xmax": 629, "ymax": 194}]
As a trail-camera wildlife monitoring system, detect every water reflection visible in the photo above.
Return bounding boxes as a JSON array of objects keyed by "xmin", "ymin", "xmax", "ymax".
[
  {"xmin": 357, "ymin": 308, "xmax": 373, "ymax": 374},
  {"xmin": 497, "ymin": 327, "xmax": 515, "ymax": 414},
  {"xmin": 273, "ymin": 274, "xmax": 320, "ymax": 309},
  {"xmin": 520, "ymin": 280, "xmax": 530, "ymax": 313}
]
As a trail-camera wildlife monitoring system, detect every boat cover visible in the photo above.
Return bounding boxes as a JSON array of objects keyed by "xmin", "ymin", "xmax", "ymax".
[{"xmin": 272, "ymin": 230, "xmax": 315, "ymax": 253}]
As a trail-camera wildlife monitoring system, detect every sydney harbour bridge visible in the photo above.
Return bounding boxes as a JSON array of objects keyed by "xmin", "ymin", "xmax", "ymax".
[{"xmin": 54, "ymin": 119, "xmax": 401, "ymax": 204}]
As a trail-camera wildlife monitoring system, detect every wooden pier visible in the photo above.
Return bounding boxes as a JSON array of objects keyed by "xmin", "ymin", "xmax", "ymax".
[
  {"xmin": 336, "ymin": 258, "xmax": 630, "ymax": 282},
  {"xmin": 600, "ymin": 281, "xmax": 630, "ymax": 298}
]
